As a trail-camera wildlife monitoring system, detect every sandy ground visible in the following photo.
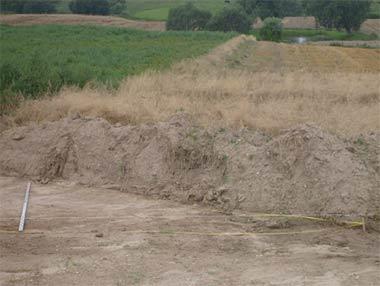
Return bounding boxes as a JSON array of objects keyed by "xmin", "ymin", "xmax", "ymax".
[
  {"xmin": 0, "ymin": 176, "xmax": 379, "ymax": 286},
  {"xmin": 0, "ymin": 14, "xmax": 165, "ymax": 31}
]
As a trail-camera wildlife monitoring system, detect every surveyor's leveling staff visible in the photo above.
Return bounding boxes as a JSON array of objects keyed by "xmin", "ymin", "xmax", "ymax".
[{"xmin": 18, "ymin": 182, "xmax": 31, "ymax": 232}]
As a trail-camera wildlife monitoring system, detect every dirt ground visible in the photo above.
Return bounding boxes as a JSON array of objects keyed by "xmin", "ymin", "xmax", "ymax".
[
  {"xmin": 0, "ymin": 176, "xmax": 379, "ymax": 286},
  {"xmin": 0, "ymin": 14, "xmax": 165, "ymax": 31}
]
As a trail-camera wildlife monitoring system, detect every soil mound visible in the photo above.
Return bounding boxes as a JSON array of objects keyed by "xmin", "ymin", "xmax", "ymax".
[
  {"xmin": 0, "ymin": 116, "xmax": 378, "ymax": 218},
  {"xmin": 222, "ymin": 125, "xmax": 379, "ymax": 218}
]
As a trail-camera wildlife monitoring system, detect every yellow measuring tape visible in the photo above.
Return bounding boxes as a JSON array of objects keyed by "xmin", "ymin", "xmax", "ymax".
[
  {"xmin": 244, "ymin": 213, "xmax": 364, "ymax": 227},
  {"xmin": 0, "ymin": 228, "xmax": 327, "ymax": 236}
]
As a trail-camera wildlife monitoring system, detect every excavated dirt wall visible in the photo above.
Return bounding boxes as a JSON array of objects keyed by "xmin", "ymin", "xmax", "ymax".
[{"xmin": 0, "ymin": 114, "xmax": 378, "ymax": 219}]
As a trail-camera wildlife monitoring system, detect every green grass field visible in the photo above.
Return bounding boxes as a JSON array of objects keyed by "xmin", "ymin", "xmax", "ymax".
[
  {"xmin": 0, "ymin": 24, "xmax": 234, "ymax": 108},
  {"xmin": 128, "ymin": 0, "xmax": 230, "ymax": 21},
  {"xmin": 53, "ymin": 0, "xmax": 230, "ymax": 20},
  {"xmin": 252, "ymin": 28, "xmax": 378, "ymax": 42}
]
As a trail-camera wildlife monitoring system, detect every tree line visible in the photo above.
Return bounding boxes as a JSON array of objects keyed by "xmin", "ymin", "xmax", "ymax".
[
  {"xmin": 0, "ymin": 0, "xmax": 127, "ymax": 15},
  {"xmin": 0, "ymin": 0, "xmax": 374, "ymax": 34},
  {"xmin": 167, "ymin": 0, "xmax": 373, "ymax": 34}
]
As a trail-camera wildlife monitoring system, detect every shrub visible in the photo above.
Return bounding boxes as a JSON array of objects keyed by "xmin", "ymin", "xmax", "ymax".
[
  {"xmin": 0, "ymin": 0, "xmax": 24, "ymax": 12},
  {"xmin": 69, "ymin": 0, "xmax": 110, "ymax": 15},
  {"xmin": 259, "ymin": 17, "xmax": 283, "ymax": 41},
  {"xmin": 22, "ymin": 1, "xmax": 56, "ymax": 13},
  {"xmin": 109, "ymin": 0, "xmax": 127, "ymax": 15},
  {"xmin": 166, "ymin": 2, "xmax": 212, "ymax": 31},
  {"xmin": 206, "ymin": 6, "xmax": 251, "ymax": 33},
  {"xmin": 0, "ymin": 0, "xmax": 56, "ymax": 13}
]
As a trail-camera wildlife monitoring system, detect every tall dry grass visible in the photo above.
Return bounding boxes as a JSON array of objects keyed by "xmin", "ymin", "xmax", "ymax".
[{"xmin": 4, "ymin": 36, "xmax": 380, "ymax": 137}]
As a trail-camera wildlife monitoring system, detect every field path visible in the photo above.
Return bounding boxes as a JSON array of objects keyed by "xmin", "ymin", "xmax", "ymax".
[
  {"xmin": 1, "ymin": 176, "xmax": 379, "ymax": 285},
  {"xmin": 0, "ymin": 14, "xmax": 165, "ymax": 31}
]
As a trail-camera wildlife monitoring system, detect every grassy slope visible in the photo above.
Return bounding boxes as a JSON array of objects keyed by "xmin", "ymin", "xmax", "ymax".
[{"xmin": 0, "ymin": 24, "xmax": 234, "ymax": 105}]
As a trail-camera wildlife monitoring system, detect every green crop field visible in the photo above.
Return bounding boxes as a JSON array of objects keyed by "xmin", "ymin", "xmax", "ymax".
[
  {"xmin": 53, "ymin": 0, "xmax": 230, "ymax": 20},
  {"xmin": 128, "ymin": 0, "xmax": 230, "ymax": 21},
  {"xmin": 0, "ymin": 24, "xmax": 234, "ymax": 108}
]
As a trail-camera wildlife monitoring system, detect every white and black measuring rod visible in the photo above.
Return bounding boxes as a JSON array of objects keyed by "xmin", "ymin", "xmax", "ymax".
[{"xmin": 18, "ymin": 182, "xmax": 31, "ymax": 232}]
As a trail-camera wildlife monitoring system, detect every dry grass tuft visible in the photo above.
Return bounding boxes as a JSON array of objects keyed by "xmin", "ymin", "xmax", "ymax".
[{"xmin": 4, "ymin": 36, "xmax": 380, "ymax": 137}]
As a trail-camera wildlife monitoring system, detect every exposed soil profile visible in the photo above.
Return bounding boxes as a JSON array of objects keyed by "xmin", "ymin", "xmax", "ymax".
[{"xmin": 0, "ymin": 114, "xmax": 378, "ymax": 220}]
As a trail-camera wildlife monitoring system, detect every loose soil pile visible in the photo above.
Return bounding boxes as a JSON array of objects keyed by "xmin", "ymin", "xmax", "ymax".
[{"xmin": 0, "ymin": 114, "xmax": 378, "ymax": 219}]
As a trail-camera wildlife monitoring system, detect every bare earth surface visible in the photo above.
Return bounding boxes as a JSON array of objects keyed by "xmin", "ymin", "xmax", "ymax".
[
  {"xmin": 0, "ymin": 14, "xmax": 165, "ymax": 31},
  {"xmin": 0, "ymin": 176, "xmax": 379, "ymax": 286}
]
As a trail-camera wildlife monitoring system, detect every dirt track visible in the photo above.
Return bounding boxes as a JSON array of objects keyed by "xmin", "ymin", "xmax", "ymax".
[
  {"xmin": 0, "ymin": 14, "xmax": 165, "ymax": 31},
  {"xmin": 1, "ymin": 176, "xmax": 379, "ymax": 286}
]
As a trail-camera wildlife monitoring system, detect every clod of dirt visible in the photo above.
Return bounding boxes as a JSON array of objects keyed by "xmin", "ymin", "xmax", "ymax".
[
  {"xmin": 0, "ymin": 117, "xmax": 378, "ymax": 219},
  {"xmin": 12, "ymin": 134, "xmax": 25, "ymax": 141}
]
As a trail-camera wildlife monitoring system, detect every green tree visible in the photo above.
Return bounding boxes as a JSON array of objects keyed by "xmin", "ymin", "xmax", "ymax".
[
  {"xmin": 237, "ymin": 0, "xmax": 304, "ymax": 19},
  {"xmin": 259, "ymin": 17, "xmax": 283, "ymax": 41},
  {"xmin": 0, "ymin": 0, "xmax": 57, "ymax": 13},
  {"xmin": 206, "ymin": 5, "xmax": 251, "ymax": 33},
  {"xmin": 69, "ymin": 0, "xmax": 110, "ymax": 15},
  {"xmin": 304, "ymin": 0, "xmax": 371, "ymax": 33},
  {"xmin": 22, "ymin": 0, "xmax": 56, "ymax": 13},
  {"xmin": 109, "ymin": 0, "xmax": 127, "ymax": 15},
  {"xmin": 166, "ymin": 3, "xmax": 212, "ymax": 31},
  {"xmin": 0, "ymin": 0, "xmax": 25, "ymax": 12}
]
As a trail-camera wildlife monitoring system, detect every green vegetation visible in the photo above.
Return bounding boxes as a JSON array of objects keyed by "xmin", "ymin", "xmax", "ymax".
[
  {"xmin": 206, "ymin": 5, "xmax": 251, "ymax": 33},
  {"xmin": 369, "ymin": 0, "xmax": 380, "ymax": 18},
  {"xmin": 0, "ymin": 24, "xmax": 234, "ymax": 107},
  {"xmin": 238, "ymin": 0, "xmax": 304, "ymax": 19},
  {"xmin": 128, "ymin": 0, "xmax": 227, "ymax": 21},
  {"xmin": 68, "ymin": 0, "xmax": 127, "ymax": 15},
  {"xmin": 252, "ymin": 28, "xmax": 378, "ymax": 42},
  {"xmin": 0, "ymin": 0, "xmax": 57, "ymax": 13},
  {"xmin": 304, "ymin": 0, "xmax": 371, "ymax": 33},
  {"xmin": 259, "ymin": 17, "xmax": 283, "ymax": 41},
  {"xmin": 166, "ymin": 2, "xmax": 211, "ymax": 31},
  {"xmin": 69, "ymin": 0, "xmax": 112, "ymax": 15},
  {"xmin": 167, "ymin": 3, "xmax": 251, "ymax": 33}
]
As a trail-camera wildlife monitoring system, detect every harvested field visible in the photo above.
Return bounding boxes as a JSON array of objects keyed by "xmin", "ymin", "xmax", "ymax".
[
  {"xmin": 230, "ymin": 39, "xmax": 380, "ymax": 73},
  {"xmin": 281, "ymin": 16, "xmax": 317, "ymax": 29},
  {"xmin": 4, "ymin": 37, "xmax": 380, "ymax": 137},
  {"xmin": 253, "ymin": 17, "xmax": 317, "ymax": 30},
  {"xmin": 1, "ymin": 176, "xmax": 379, "ymax": 285},
  {"xmin": 360, "ymin": 19, "xmax": 380, "ymax": 36},
  {"xmin": 0, "ymin": 14, "xmax": 165, "ymax": 31}
]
